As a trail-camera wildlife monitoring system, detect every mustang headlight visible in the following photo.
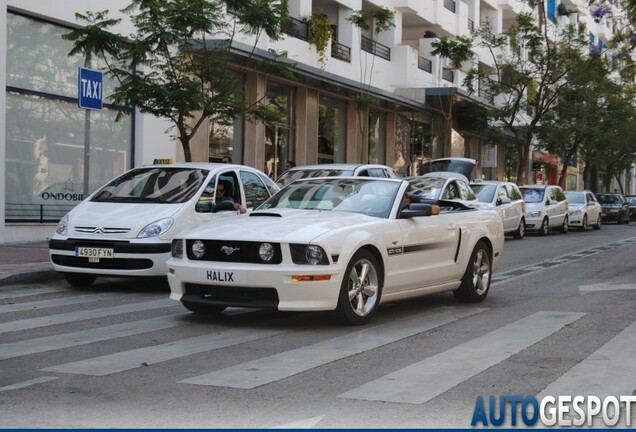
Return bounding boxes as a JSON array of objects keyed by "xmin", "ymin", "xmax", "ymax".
[
  {"xmin": 56, "ymin": 214, "xmax": 69, "ymax": 235},
  {"xmin": 137, "ymin": 217, "xmax": 174, "ymax": 238},
  {"xmin": 171, "ymin": 239, "xmax": 183, "ymax": 259},
  {"xmin": 191, "ymin": 240, "xmax": 205, "ymax": 259},
  {"xmin": 306, "ymin": 245, "xmax": 326, "ymax": 265},
  {"xmin": 528, "ymin": 211, "xmax": 543, "ymax": 218},
  {"xmin": 259, "ymin": 242, "xmax": 275, "ymax": 263}
]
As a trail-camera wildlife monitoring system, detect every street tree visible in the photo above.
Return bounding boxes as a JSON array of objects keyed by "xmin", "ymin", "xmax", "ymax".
[
  {"xmin": 463, "ymin": 8, "xmax": 590, "ymax": 184},
  {"xmin": 63, "ymin": 0, "xmax": 291, "ymax": 162}
]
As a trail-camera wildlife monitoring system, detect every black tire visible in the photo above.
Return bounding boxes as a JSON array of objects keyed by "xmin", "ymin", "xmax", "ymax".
[
  {"xmin": 618, "ymin": 213, "xmax": 625, "ymax": 224},
  {"xmin": 626, "ymin": 212, "xmax": 630, "ymax": 224},
  {"xmin": 453, "ymin": 241, "xmax": 492, "ymax": 303},
  {"xmin": 538, "ymin": 217, "xmax": 549, "ymax": 236},
  {"xmin": 182, "ymin": 301, "xmax": 227, "ymax": 315},
  {"xmin": 513, "ymin": 217, "xmax": 525, "ymax": 240},
  {"xmin": 593, "ymin": 215, "xmax": 601, "ymax": 230},
  {"xmin": 335, "ymin": 250, "xmax": 382, "ymax": 325},
  {"xmin": 559, "ymin": 216, "xmax": 568, "ymax": 234},
  {"xmin": 579, "ymin": 215, "xmax": 587, "ymax": 232},
  {"xmin": 64, "ymin": 273, "xmax": 97, "ymax": 287}
]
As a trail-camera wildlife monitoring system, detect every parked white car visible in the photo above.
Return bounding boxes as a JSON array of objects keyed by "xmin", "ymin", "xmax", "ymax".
[
  {"xmin": 276, "ymin": 163, "xmax": 399, "ymax": 187},
  {"xmin": 519, "ymin": 185, "xmax": 569, "ymax": 235},
  {"xmin": 49, "ymin": 163, "xmax": 279, "ymax": 286},
  {"xmin": 470, "ymin": 180, "xmax": 526, "ymax": 239},
  {"xmin": 564, "ymin": 190, "xmax": 602, "ymax": 231},
  {"xmin": 167, "ymin": 177, "xmax": 504, "ymax": 325}
]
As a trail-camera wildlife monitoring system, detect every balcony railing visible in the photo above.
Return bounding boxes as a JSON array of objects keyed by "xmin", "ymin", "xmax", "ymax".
[
  {"xmin": 331, "ymin": 41, "xmax": 351, "ymax": 63},
  {"xmin": 442, "ymin": 67, "xmax": 455, "ymax": 82},
  {"xmin": 444, "ymin": 0, "xmax": 456, "ymax": 13},
  {"xmin": 418, "ymin": 56, "xmax": 432, "ymax": 73},
  {"xmin": 282, "ymin": 16, "xmax": 308, "ymax": 41},
  {"xmin": 361, "ymin": 36, "xmax": 391, "ymax": 61},
  {"xmin": 5, "ymin": 203, "xmax": 74, "ymax": 223}
]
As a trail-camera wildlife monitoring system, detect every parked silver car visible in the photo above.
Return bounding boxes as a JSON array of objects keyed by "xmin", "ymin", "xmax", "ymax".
[
  {"xmin": 519, "ymin": 185, "xmax": 569, "ymax": 235},
  {"xmin": 564, "ymin": 190, "xmax": 602, "ymax": 231},
  {"xmin": 470, "ymin": 180, "xmax": 526, "ymax": 239}
]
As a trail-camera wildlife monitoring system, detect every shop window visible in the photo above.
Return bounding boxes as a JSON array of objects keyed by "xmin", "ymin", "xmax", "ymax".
[
  {"xmin": 368, "ymin": 111, "xmax": 386, "ymax": 164},
  {"xmin": 318, "ymin": 96, "xmax": 346, "ymax": 163},
  {"xmin": 264, "ymin": 82, "xmax": 294, "ymax": 179}
]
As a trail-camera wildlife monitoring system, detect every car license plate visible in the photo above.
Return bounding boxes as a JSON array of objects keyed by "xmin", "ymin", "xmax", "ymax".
[
  {"xmin": 75, "ymin": 246, "xmax": 114, "ymax": 261},
  {"xmin": 199, "ymin": 269, "xmax": 244, "ymax": 284}
]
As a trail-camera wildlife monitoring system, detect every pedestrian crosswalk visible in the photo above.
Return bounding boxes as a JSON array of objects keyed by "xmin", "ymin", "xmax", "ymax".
[{"xmin": 1, "ymin": 284, "xmax": 635, "ymax": 428}]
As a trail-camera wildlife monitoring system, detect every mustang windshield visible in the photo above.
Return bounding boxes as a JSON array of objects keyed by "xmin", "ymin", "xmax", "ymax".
[
  {"xmin": 258, "ymin": 178, "xmax": 401, "ymax": 218},
  {"xmin": 91, "ymin": 167, "xmax": 209, "ymax": 204}
]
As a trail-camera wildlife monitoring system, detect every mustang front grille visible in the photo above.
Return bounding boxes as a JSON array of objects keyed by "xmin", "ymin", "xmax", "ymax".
[{"xmin": 185, "ymin": 240, "xmax": 282, "ymax": 264}]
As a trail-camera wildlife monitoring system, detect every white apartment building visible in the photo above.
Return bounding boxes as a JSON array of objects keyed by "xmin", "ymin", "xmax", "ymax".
[{"xmin": 0, "ymin": 0, "xmax": 629, "ymax": 242}]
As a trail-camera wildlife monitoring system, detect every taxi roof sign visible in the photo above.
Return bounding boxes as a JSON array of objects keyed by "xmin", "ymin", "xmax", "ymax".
[{"xmin": 153, "ymin": 158, "xmax": 173, "ymax": 164}]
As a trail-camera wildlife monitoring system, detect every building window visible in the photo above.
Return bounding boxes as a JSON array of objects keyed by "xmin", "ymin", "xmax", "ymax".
[
  {"xmin": 368, "ymin": 111, "xmax": 386, "ymax": 164},
  {"xmin": 318, "ymin": 96, "xmax": 347, "ymax": 163},
  {"xmin": 264, "ymin": 82, "xmax": 294, "ymax": 179},
  {"xmin": 208, "ymin": 71, "xmax": 245, "ymax": 164},
  {"xmin": 6, "ymin": 12, "xmax": 132, "ymax": 222}
]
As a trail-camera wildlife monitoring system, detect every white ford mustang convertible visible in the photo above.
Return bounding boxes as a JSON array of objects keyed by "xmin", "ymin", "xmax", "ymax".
[{"xmin": 168, "ymin": 177, "xmax": 505, "ymax": 325}]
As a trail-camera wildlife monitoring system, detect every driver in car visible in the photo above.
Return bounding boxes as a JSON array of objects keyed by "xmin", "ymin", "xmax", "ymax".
[{"xmin": 211, "ymin": 180, "xmax": 246, "ymax": 213}]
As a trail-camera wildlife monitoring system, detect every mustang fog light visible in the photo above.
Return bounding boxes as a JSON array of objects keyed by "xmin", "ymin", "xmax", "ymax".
[
  {"xmin": 191, "ymin": 240, "xmax": 205, "ymax": 259},
  {"xmin": 306, "ymin": 245, "xmax": 325, "ymax": 265},
  {"xmin": 259, "ymin": 242, "xmax": 275, "ymax": 262}
]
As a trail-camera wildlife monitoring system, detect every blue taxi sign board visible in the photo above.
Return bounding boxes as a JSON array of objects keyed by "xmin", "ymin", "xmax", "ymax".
[{"xmin": 78, "ymin": 67, "xmax": 103, "ymax": 110}]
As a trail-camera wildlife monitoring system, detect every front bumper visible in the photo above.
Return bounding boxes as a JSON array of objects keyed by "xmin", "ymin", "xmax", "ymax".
[
  {"xmin": 49, "ymin": 238, "xmax": 171, "ymax": 277},
  {"xmin": 167, "ymin": 257, "xmax": 343, "ymax": 311},
  {"xmin": 601, "ymin": 211, "xmax": 621, "ymax": 222},
  {"xmin": 524, "ymin": 216, "xmax": 544, "ymax": 231}
]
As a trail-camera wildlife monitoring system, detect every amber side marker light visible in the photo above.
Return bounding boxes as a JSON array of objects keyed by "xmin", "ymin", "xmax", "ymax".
[{"xmin": 292, "ymin": 275, "xmax": 331, "ymax": 282}]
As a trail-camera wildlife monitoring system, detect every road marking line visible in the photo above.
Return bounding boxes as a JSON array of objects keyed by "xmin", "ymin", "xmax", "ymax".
[
  {"xmin": 178, "ymin": 306, "xmax": 487, "ymax": 389},
  {"xmin": 0, "ymin": 293, "xmax": 122, "ymax": 313},
  {"xmin": 337, "ymin": 311, "xmax": 585, "ymax": 404},
  {"xmin": 0, "ymin": 299, "xmax": 175, "ymax": 334},
  {"xmin": 273, "ymin": 415, "xmax": 325, "ymax": 429},
  {"xmin": 538, "ymin": 319, "xmax": 636, "ymax": 398},
  {"xmin": 579, "ymin": 283, "xmax": 636, "ymax": 293},
  {"xmin": 0, "ymin": 376, "xmax": 58, "ymax": 392},
  {"xmin": 42, "ymin": 327, "xmax": 286, "ymax": 376},
  {"xmin": 0, "ymin": 315, "xmax": 183, "ymax": 360},
  {"xmin": 0, "ymin": 287, "xmax": 68, "ymax": 300}
]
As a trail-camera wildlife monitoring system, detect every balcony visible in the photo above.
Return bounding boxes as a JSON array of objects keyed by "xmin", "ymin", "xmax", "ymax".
[
  {"xmin": 282, "ymin": 16, "xmax": 308, "ymax": 41},
  {"xmin": 361, "ymin": 35, "xmax": 391, "ymax": 61},
  {"xmin": 418, "ymin": 56, "xmax": 432, "ymax": 73},
  {"xmin": 331, "ymin": 41, "xmax": 351, "ymax": 63},
  {"xmin": 442, "ymin": 67, "xmax": 455, "ymax": 83}
]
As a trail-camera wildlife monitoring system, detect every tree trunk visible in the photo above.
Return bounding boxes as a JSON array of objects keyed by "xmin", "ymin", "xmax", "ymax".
[
  {"xmin": 515, "ymin": 140, "xmax": 530, "ymax": 185},
  {"xmin": 180, "ymin": 137, "xmax": 192, "ymax": 162}
]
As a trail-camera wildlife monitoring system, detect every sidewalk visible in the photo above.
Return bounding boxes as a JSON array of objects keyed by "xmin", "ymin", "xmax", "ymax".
[{"xmin": 0, "ymin": 240, "xmax": 62, "ymax": 286}]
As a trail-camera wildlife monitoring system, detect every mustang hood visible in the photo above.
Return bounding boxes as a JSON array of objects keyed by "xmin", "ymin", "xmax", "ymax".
[
  {"xmin": 66, "ymin": 201, "xmax": 183, "ymax": 238},
  {"xmin": 179, "ymin": 209, "xmax": 378, "ymax": 243}
]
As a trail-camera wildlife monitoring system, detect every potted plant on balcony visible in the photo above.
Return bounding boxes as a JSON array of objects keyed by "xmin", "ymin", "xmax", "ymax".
[
  {"xmin": 307, "ymin": 10, "xmax": 332, "ymax": 68},
  {"xmin": 591, "ymin": 4, "xmax": 611, "ymax": 22}
]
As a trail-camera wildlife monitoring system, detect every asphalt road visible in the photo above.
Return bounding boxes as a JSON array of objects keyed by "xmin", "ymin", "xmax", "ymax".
[{"xmin": 1, "ymin": 223, "xmax": 635, "ymax": 428}]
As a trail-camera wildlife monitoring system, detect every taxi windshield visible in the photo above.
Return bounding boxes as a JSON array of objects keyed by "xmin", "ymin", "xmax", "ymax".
[{"xmin": 91, "ymin": 167, "xmax": 209, "ymax": 204}]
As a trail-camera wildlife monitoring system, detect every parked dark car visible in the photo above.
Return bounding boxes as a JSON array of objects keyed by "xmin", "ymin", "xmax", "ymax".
[
  {"xmin": 597, "ymin": 193, "xmax": 630, "ymax": 224},
  {"xmin": 626, "ymin": 195, "xmax": 636, "ymax": 221}
]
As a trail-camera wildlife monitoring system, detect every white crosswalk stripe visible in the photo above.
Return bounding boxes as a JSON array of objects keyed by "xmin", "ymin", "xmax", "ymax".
[
  {"xmin": 0, "ymin": 298, "xmax": 175, "ymax": 334},
  {"xmin": 0, "ymin": 315, "xmax": 183, "ymax": 360},
  {"xmin": 178, "ymin": 306, "xmax": 487, "ymax": 388},
  {"xmin": 0, "ymin": 286, "xmax": 68, "ymax": 300},
  {"xmin": 42, "ymin": 327, "xmax": 287, "ymax": 376},
  {"xmin": 0, "ymin": 292, "xmax": 126, "ymax": 313},
  {"xmin": 337, "ymin": 311, "xmax": 586, "ymax": 404}
]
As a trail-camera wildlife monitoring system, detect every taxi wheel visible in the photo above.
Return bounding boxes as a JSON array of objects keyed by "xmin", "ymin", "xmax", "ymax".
[
  {"xmin": 539, "ymin": 217, "xmax": 549, "ymax": 236},
  {"xmin": 453, "ymin": 241, "xmax": 491, "ymax": 303},
  {"xmin": 335, "ymin": 250, "xmax": 382, "ymax": 325},
  {"xmin": 513, "ymin": 217, "xmax": 525, "ymax": 240},
  {"xmin": 64, "ymin": 273, "xmax": 96, "ymax": 287},
  {"xmin": 579, "ymin": 215, "xmax": 587, "ymax": 232},
  {"xmin": 593, "ymin": 215, "xmax": 601, "ymax": 230},
  {"xmin": 182, "ymin": 301, "xmax": 227, "ymax": 315}
]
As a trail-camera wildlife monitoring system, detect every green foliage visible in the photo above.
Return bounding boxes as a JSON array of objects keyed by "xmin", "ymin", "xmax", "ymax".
[
  {"xmin": 63, "ymin": 0, "xmax": 291, "ymax": 161},
  {"xmin": 346, "ymin": 7, "xmax": 395, "ymax": 35},
  {"xmin": 431, "ymin": 35, "xmax": 474, "ymax": 69},
  {"xmin": 307, "ymin": 10, "xmax": 332, "ymax": 68}
]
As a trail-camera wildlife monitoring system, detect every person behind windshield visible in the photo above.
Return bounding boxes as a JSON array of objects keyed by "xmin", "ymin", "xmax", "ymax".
[{"xmin": 211, "ymin": 180, "xmax": 246, "ymax": 213}]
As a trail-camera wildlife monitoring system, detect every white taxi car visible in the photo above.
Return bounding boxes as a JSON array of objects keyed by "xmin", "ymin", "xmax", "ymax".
[
  {"xmin": 167, "ymin": 177, "xmax": 504, "ymax": 325},
  {"xmin": 49, "ymin": 163, "xmax": 279, "ymax": 286},
  {"xmin": 519, "ymin": 185, "xmax": 569, "ymax": 235}
]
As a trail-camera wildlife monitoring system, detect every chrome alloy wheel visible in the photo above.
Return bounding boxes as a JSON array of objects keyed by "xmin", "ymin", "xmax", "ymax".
[
  {"xmin": 347, "ymin": 258, "xmax": 379, "ymax": 317},
  {"xmin": 471, "ymin": 249, "xmax": 491, "ymax": 296}
]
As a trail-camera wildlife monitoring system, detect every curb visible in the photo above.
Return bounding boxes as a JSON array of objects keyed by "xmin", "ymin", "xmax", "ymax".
[{"xmin": 0, "ymin": 270, "xmax": 63, "ymax": 287}]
